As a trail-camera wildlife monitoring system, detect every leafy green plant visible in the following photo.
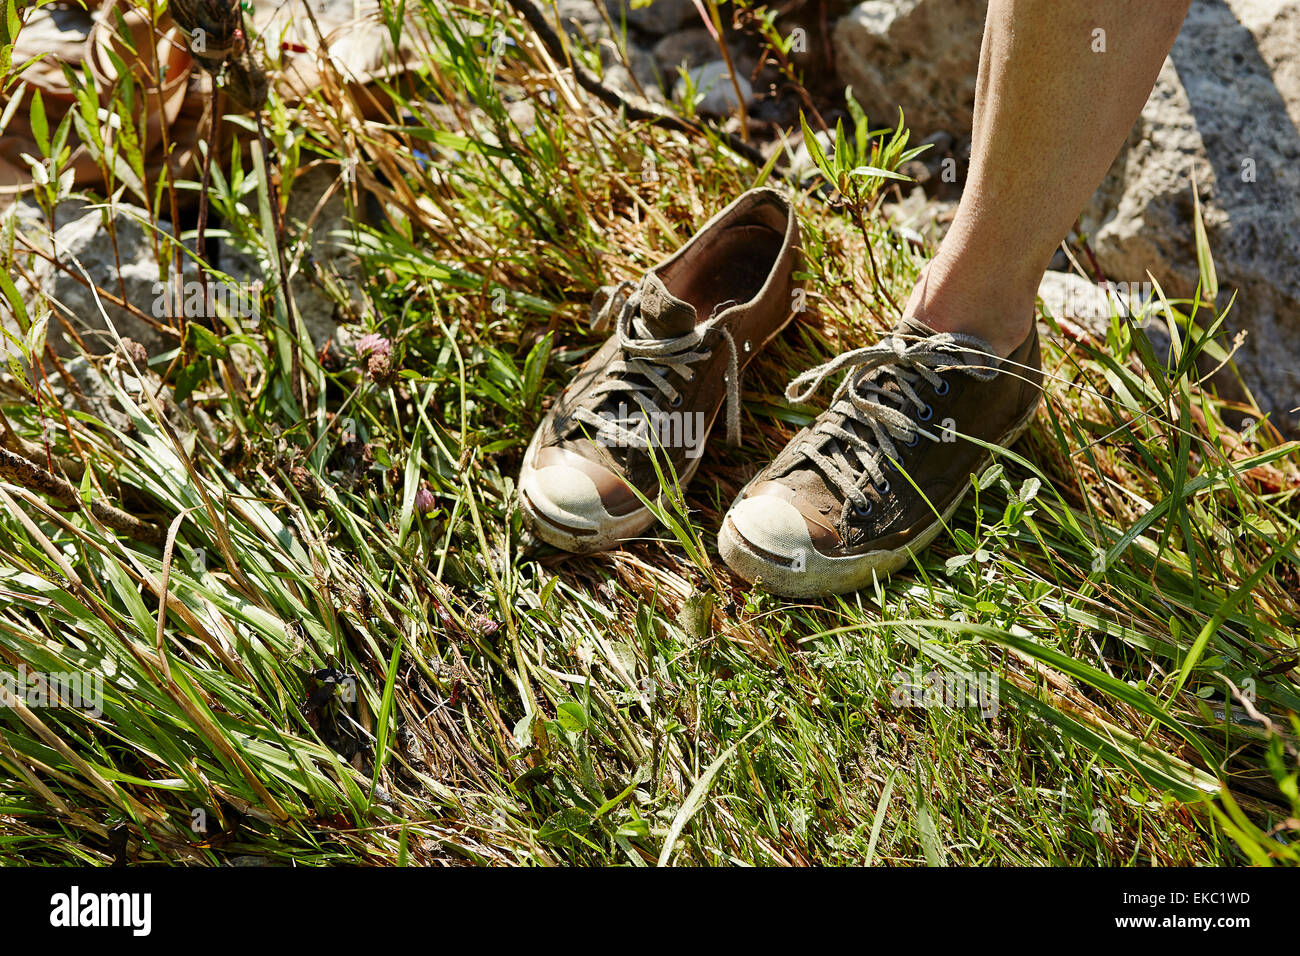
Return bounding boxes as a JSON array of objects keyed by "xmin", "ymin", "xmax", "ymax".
[{"xmin": 799, "ymin": 93, "xmax": 928, "ymax": 316}]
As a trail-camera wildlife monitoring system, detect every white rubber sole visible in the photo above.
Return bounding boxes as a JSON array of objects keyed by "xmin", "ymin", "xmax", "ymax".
[{"xmin": 718, "ymin": 412, "xmax": 1037, "ymax": 597}]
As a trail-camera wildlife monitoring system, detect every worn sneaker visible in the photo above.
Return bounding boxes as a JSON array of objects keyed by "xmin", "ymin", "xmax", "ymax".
[
  {"xmin": 519, "ymin": 187, "xmax": 802, "ymax": 553},
  {"xmin": 718, "ymin": 319, "xmax": 1043, "ymax": 596}
]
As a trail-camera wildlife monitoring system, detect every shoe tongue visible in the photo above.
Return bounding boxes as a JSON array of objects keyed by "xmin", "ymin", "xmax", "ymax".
[
  {"xmin": 892, "ymin": 318, "xmax": 998, "ymax": 367},
  {"xmin": 852, "ymin": 318, "xmax": 997, "ymax": 405},
  {"xmin": 893, "ymin": 317, "xmax": 938, "ymax": 343},
  {"xmin": 637, "ymin": 272, "xmax": 697, "ymax": 336}
]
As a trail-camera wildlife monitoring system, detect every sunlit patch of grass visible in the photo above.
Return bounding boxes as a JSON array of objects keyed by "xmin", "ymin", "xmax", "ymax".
[{"xmin": 0, "ymin": 0, "xmax": 1295, "ymax": 865}]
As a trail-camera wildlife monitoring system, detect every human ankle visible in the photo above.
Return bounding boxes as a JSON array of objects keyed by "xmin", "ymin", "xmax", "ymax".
[{"xmin": 902, "ymin": 262, "xmax": 1036, "ymax": 358}]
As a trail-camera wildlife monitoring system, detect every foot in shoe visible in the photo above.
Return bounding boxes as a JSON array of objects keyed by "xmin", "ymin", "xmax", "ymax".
[
  {"xmin": 519, "ymin": 187, "xmax": 802, "ymax": 553},
  {"xmin": 719, "ymin": 318, "xmax": 1043, "ymax": 597}
]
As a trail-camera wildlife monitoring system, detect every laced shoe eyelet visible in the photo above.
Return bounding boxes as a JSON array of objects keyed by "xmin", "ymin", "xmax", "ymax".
[
  {"xmin": 671, "ymin": 393, "xmax": 683, "ymax": 408},
  {"xmin": 904, "ymin": 431, "xmax": 920, "ymax": 447},
  {"xmin": 853, "ymin": 500, "xmax": 873, "ymax": 518},
  {"xmin": 934, "ymin": 379, "xmax": 950, "ymax": 396},
  {"xmin": 875, "ymin": 478, "xmax": 891, "ymax": 494},
  {"xmin": 917, "ymin": 404, "xmax": 933, "ymax": 422}
]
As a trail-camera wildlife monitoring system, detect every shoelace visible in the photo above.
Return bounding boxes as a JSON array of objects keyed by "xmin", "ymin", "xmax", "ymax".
[
  {"xmin": 784, "ymin": 330, "xmax": 998, "ymax": 513},
  {"xmin": 571, "ymin": 281, "xmax": 741, "ymax": 451}
]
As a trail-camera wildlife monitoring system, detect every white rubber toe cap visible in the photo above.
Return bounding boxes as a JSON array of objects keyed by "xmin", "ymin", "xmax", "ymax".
[
  {"xmin": 726, "ymin": 494, "xmax": 817, "ymax": 562},
  {"xmin": 521, "ymin": 463, "xmax": 609, "ymax": 532}
]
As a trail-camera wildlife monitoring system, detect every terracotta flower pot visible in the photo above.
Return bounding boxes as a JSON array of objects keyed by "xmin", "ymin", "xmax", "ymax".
[
  {"xmin": 3, "ymin": 5, "xmax": 93, "ymax": 138},
  {"xmin": 86, "ymin": 0, "xmax": 195, "ymax": 155},
  {"xmin": 0, "ymin": 5, "xmax": 97, "ymax": 200}
]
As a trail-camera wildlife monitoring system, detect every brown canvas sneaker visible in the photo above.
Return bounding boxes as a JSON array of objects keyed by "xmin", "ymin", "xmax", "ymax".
[
  {"xmin": 719, "ymin": 319, "xmax": 1043, "ymax": 596},
  {"xmin": 519, "ymin": 187, "xmax": 801, "ymax": 553}
]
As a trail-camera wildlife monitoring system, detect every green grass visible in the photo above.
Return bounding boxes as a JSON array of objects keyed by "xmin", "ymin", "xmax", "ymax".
[{"xmin": 0, "ymin": 0, "xmax": 1297, "ymax": 865}]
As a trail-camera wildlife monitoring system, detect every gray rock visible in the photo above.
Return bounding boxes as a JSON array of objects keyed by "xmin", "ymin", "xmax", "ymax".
[
  {"xmin": 789, "ymin": 128, "xmax": 835, "ymax": 182},
  {"xmin": 1036, "ymin": 270, "xmax": 1173, "ymax": 363},
  {"xmin": 3, "ymin": 166, "xmax": 362, "ymax": 367},
  {"xmin": 553, "ymin": 0, "xmax": 613, "ymax": 40},
  {"xmin": 881, "ymin": 184, "xmax": 958, "ymax": 247},
  {"xmin": 673, "ymin": 60, "xmax": 754, "ymax": 116},
  {"xmin": 219, "ymin": 162, "xmax": 365, "ymax": 350},
  {"xmin": 832, "ymin": 0, "xmax": 986, "ymax": 141},
  {"xmin": 252, "ymin": 0, "xmax": 407, "ymax": 36},
  {"xmin": 600, "ymin": 38, "xmax": 666, "ymax": 101},
  {"xmin": 1079, "ymin": 0, "xmax": 1300, "ymax": 429},
  {"xmin": 49, "ymin": 353, "xmax": 216, "ymax": 448},
  {"xmin": 54, "ymin": 355, "xmax": 135, "ymax": 434},
  {"xmin": 609, "ymin": 0, "xmax": 697, "ymax": 36},
  {"xmin": 9, "ymin": 199, "xmax": 191, "ymax": 358},
  {"xmin": 542, "ymin": 0, "xmax": 666, "ymax": 100},
  {"xmin": 653, "ymin": 26, "xmax": 722, "ymax": 78},
  {"xmin": 280, "ymin": 164, "xmax": 363, "ymax": 349}
]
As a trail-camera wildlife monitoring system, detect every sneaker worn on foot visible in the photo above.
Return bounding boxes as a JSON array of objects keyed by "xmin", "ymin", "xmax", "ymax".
[
  {"xmin": 519, "ymin": 188, "xmax": 801, "ymax": 553},
  {"xmin": 719, "ymin": 319, "xmax": 1042, "ymax": 596}
]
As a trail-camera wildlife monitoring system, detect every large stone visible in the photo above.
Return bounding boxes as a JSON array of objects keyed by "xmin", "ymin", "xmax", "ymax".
[
  {"xmin": 609, "ymin": 0, "xmax": 698, "ymax": 36},
  {"xmin": 218, "ymin": 163, "xmax": 364, "ymax": 350},
  {"xmin": 1080, "ymin": 0, "xmax": 1300, "ymax": 428},
  {"xmin": 600, "ymin": 38, "xmax": 667, "ymax": 102},
  {"xmin": 7, "ymin": 199, "xmax": 191, "ymax": 358},
  {"xmin": 831, "ymin": 0, "xmax": 985, "ymax": 138},
  {"xmin": 673, "ymin": 60, "xmax": 755, "ymax": 115},
  {"xmin": 653, "ymin": 26, "xmax": 721, "ymax": 78},
  {"xmin": 542, "ymin": 0, "xmax": 668, "ymax": 101},
  {"xmin": 1037, "ymin": 270, "xmax": 1174, "ymax": 362},
  {"xmin": 3, "ymin": 165, "xmax": 360, "ymax": 365},
  {"xmin": 553, "ymin": 0, "xmax": 614, "ymax": 40}
]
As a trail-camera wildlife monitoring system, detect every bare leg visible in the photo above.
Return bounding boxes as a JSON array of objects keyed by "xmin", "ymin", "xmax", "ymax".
[{"xmin": 905, "ymin": 0, "xmax": 1191, "ymax": 356}]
